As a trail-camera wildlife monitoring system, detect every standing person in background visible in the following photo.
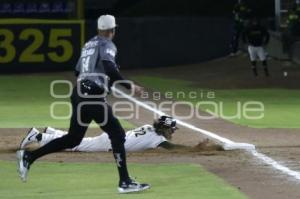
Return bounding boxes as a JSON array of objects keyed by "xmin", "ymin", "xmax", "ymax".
[
  {"xmin": 287, "ymin": 3, "xmax": 300, "ymax": 37},
  {"xmin": 243, "ymin": 17, "xmax": 270, "ymax": 77},
  {"xmin": 230, "ymin": 0, "xmax": 251, "ymax": 56},
  {"xmin": 283, "ymin": 2, "xmax": 300, "ymax": 57}
]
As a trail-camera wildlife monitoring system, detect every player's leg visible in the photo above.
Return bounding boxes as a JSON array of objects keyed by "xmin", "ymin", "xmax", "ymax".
[
  {"xmin": 44, "ymin": 127, "xmax": 57, "ymax": 134},
  {"xmin": 45, "ymin": 127, "xmax": 68, "ymax": 135},
  {"xmin": 17, "ymin": 111, "xmax": 89, "ymax": 181},
  {"xmin": 231, "ymin": 28, "xmax": 239, "ymax": 55},
  {"xmin": 20, "ymin": 128, "xmax": 41, "ymax": 149},
  {"xmin": 235, "ymin": 29, "xmax": 241, "ymax": 53},
  {"xmin": 258, "ymin": 47, "xmax": 269, "ymax": 77},
  {"xmin": 71, "ymin": 134, "xmax": 110, "ymax": 152},
  {"xmin": 33, "ymin": 129, "xmax": 105, "ymax": 151},
  {"xmin": 17, "ymin": 88, "xmax": 92, "ymax": 181},
  {"xmin": 251, "ymin": 61, "xmax": 258, "ymax": 76},
  {"xmin": 91, "ymin": 102, "xmax": 150, "ymax": 191},
  {"xmin": 27, "ymin": 89, "xmax": 91, "ymax": 162},
  {"xmin": 39, "ymin": 127, "xmax": 70, "ymax": 147},
  {"xmin": 38, "ymin": 132, "xmax": 65, "ymax": 147},
  {"xmin": 94, "ymin": 104, "xmax": 150, "ymax": 192},
  {"xmin": 43, "ymin": 126, "xmax": 110, "ymax": 152},
  {"xmin": 26, "ymin": 106, "xmax": 90, "ymax": 164},
  {"xmin": 92, "ymin": 103, "xmax": 129, "ymax": 183},
  {"xmin": 248, "ymin": 46, "xmax": 258, "ymax": 76},
  {"xmin": 262, "ymin": 60, "xmax": 269, "ymax": 77}
]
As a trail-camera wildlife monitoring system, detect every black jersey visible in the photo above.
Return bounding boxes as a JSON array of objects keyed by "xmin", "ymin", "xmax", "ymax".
[{"xmin": 243, "ymin": 25, "xmax": 270, "ymax": 47}]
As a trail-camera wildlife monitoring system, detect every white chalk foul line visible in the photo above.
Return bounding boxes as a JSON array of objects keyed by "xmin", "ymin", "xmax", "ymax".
[
  {"xmin": 113, "ymin": 88, "xmax": 300, "ymax": 182},
  {"xmin": 251, "ymin": 150, "xmax": 300, "ymax": 181}
]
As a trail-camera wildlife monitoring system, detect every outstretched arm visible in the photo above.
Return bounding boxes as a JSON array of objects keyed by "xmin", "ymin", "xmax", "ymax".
[
  {"xmin": 103, "ymin": 60, "xmax": 132, "ymax": 90},
  {"xmin": 158, "ymin": 141, "xmax": 191, "ymax": 150},
  {"xmin": 103, "ymin": 60, "xmax": 144, "ymax": 95},
  {"xmin": 158, "ymin": 140, "xmax": 224, "ymax": 151}
]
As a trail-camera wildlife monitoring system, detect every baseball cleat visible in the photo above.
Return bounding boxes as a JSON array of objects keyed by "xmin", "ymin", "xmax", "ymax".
[
  {"xmin": 20, "ymin": 128, "xmax": 39, "ymax": 149},
  {"xmin": 44, "ymin": 127, "xmax": 56, "ymax": 134},
  {"xmin": 118, "ymin": 178, "xmax": 151, "ymax": 194},
  {"xmin": 16, "ymin": 150, "xmax": 30, "ymax": 182}
]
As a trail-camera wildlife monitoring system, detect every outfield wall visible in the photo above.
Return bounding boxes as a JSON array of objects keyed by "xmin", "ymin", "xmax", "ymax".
[
  {"xmin": 86, "ymin": 17, "xmax": 232, "ymax": 69},
  {"xmin": 292, "ymin": 41, "xmax": 300, "ymax": 64},
  {"xmin": 0, "ymin": 19, "xmax": 85, "ymax": 73},
  {"xmin": 267, "ymin": 31, "xmax": 300, "ymax": 65},
  {"xmin": 0, "ymin": 17, "xmax": 232, "ymax": 73}
]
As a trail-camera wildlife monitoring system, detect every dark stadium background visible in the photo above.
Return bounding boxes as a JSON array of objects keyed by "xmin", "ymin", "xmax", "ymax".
[{"xmin": 0, "ymin": 0, "xmax": 297, "ymax": 72}]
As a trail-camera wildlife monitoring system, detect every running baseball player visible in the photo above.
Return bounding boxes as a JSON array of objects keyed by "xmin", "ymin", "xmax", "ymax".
[
  {"xmin": 20, "ymin": 116, "xmax": 189, "ymax": 152},
  {"xmin": 242, "ymin": 17, "xmax": 270, "ymax": 77},
  {"xmin": 17, "ymin": 14, "xmax": 149, "ymax": 193}
]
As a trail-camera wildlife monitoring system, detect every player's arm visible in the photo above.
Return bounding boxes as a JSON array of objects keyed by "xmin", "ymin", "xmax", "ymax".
[
  {"xmin": 100, "ymin": 43, "xmax": 132, "ymax": 90},
  {"xmin": 104, "ymin": 61, "xmax": 143, "ymax": 95},
  {"xmin": 75, "ymin": 59, "xmax": 81, "ymax": 77},
  {"xmin": 75, "ymin": 70, "xmax": 80, "ymax": 77},
  {"xmin": 101, "ymin": 43, "xmax": 143, "ymax": 94},
  {"xmin": 103, "ymin": 60, "xmax": 132, "ymax": 89},
  {"xmin": 158, "ymin": 141, "xmax": 191, "ymax": 150}
]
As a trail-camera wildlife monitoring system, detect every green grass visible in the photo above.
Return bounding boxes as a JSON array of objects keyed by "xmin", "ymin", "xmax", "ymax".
[
  {"xmin": 0, "ymin": 161, "xmax": 246, "ymax": 199},
  {"xmin": 2, "ymin": 74, "xmax": 298, "ymax": 129},
  {"xmin": 0, "ymin": 75, "xmax": 135, "ymax": 129},
  {"xmin": 132, "ymin": 76, "xmax": 300, "ymax": 129}
]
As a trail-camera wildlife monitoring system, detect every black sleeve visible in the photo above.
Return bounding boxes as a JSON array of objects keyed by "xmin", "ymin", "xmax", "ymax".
[
  {"xmin": 158, "ymin": 141, "xmax": 189, "ymax": 150},
  {"xmin": 158, "ymin": 141, "xmax": 176, "ymax": 150},
  {"xmin": 103, "ymin": 60, "xmax": 132, "ymax": 90}
]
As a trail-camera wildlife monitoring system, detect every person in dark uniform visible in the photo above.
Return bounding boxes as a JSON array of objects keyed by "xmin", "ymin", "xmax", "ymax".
[
  {"xmin": 243, "ymin": 17, "xmax": 270, "ymax": 77},
  {"xmin": 17, "ymin": 15, "xmax": 150, "ymax": 194},
  {"xmin": 283, "ymin": 3, "xmax": 300, "ymax": 57},
  {"xmin": 287, "ymin": 3, "xmax": 300, "ymax": 37},
  {"xmin": 230, "ymin": 0, "xmax": 251, "ymax": 56}
]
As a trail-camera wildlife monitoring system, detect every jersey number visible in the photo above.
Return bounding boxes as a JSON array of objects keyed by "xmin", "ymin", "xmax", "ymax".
[
  {"xmin": 134, "ymin": 129, "xmax": 146, "ymax": 137},
  {"xmin": 82, "ymin": 56, "xmax": 90, "ymax": 72}
]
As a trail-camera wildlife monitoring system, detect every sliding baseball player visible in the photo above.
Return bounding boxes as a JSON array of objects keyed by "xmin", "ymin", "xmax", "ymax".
[{"xmin": 20, "ymin": 116, "xmax": 192, "ymax": 152}]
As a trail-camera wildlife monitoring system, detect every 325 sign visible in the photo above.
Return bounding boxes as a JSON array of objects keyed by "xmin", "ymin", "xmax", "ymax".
[{"xmin": 0, "ymin": 19, "xmax": 84, "ymax": 72}]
